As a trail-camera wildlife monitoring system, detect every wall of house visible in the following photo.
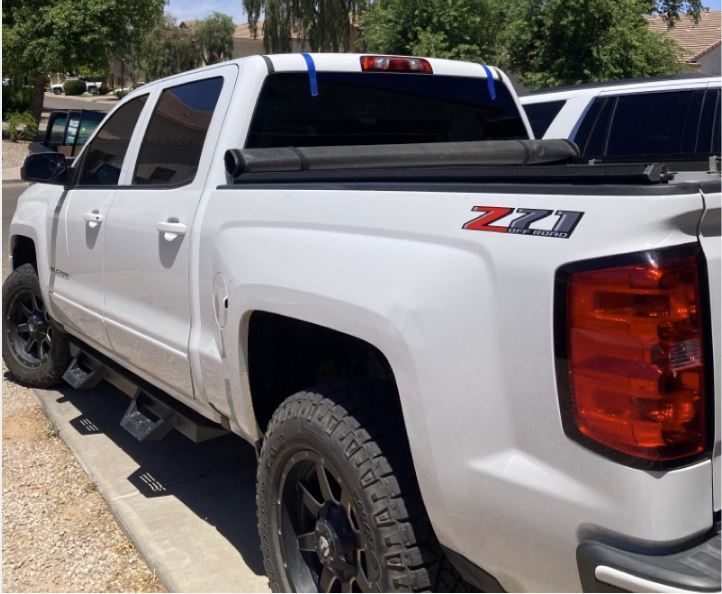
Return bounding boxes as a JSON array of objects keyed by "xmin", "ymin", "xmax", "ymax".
[{"xmin": 697, "ymin": 45, "xmax": 721, "ymax": 75}]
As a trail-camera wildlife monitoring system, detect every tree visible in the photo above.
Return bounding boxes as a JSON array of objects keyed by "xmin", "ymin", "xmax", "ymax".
[
  {"xmin": 501, "ymin": 0, "xmax": 690, "ymax": 90},
  {"xmin": 197, "ymin": 12, "xmax": 236, "ymax": 65},
  {"xmin": 2, "ymin": 0, "xmax": 164, "ymax": 121},
  {"xmin": 137, "ymin": 15, "xmax": 203, "ymax": 81},
  {"xmin": 359, "ymin": 0, "xmax": 506, "ymax": 63},
  {"xmin": 243, "ymin": 0, "xmax": 369, "ymax": 52}
]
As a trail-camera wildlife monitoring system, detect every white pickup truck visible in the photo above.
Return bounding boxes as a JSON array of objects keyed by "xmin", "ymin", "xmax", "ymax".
[{"xmin": 4, "ymin": 53, "xmax": 721, "ymax": 593}]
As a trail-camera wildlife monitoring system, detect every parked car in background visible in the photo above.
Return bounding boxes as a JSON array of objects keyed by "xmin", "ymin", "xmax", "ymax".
[
  {"xmin": 521, "ymin": 74, "xmax": 720, "ymax": 164},
  {"xmin": 29, "ymin": 109, "xmax": 104, "ymax": 157},
  {"xmin": 50, "ymin": 77, "xmax": 103, "ymax": 95}
]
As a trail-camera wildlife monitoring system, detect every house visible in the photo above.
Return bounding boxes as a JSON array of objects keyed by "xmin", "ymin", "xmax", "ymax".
[
  {"xmin": 232, "ymin": 20, "xmax": 304, "ymax": 58},
  {"xmin": 646, "ymin": 10, "xmax": 721, "ymax": 75}
]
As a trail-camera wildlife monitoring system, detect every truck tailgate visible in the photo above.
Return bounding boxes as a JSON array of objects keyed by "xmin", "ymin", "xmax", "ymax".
[{"xmin": 699, "ymin": 186, "xmax": 721, "ymax": 512}]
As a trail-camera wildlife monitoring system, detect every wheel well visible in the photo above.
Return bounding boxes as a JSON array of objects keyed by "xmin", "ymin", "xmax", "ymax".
[
  {"xmin": 247, "ymin": 311, "xmax": 398, "ymax": 433},
  {"xmin": 11, "ymin": 236, "xmax": 37, "ymax": 271}
]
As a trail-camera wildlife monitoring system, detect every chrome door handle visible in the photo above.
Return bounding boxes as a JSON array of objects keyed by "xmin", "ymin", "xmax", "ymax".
[
  {"xmin": 156, "ymin": 220, "xmax": 187, "ymax": 240},
  {"xmin": 83, "ymin": 211, "xmax": 104, "ymax": 227}
]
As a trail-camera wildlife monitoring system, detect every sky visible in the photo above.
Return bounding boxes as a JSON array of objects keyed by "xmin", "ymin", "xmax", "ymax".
[
  {"xmin": 167, "ymin": 0, "xmax": 720, "ymax": 23},
  {"xmin": 166, "ymin": 0, "xmax": 246, "ymax": 23}
]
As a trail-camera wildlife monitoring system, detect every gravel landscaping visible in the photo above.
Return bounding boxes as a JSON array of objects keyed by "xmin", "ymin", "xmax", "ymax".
[
  {"xmin": 2, "ymin": 367, "xmax": 165, "ymax": 593},
  {"xmin": 2, "ymin": 140, "xmax": 30, "ymax": 170}
]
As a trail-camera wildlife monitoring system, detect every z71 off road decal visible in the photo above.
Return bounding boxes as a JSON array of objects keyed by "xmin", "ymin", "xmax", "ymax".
[{"xmin": 462, "ymin": 206, "xmax": 584, "ymax": 239}]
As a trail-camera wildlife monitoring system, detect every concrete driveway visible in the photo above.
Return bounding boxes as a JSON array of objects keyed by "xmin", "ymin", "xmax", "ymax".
[{"xmin": 2, "ymin": 182, "xmax": 270, "ymax": 592}]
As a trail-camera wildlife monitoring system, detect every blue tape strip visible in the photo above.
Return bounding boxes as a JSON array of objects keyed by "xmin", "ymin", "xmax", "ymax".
[
  {"xmin": 301, "ymin": 53, "xmax": 318, "ymax": 97},
  {"xmin": 481, "ymin": 64, "xmax": 496, "ymax": 101}
]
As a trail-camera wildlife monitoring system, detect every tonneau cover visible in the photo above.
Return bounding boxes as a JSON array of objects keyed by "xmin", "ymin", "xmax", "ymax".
[{"xmin": 225, "ymin": 139, "xmax": 580, "ymax": 176}]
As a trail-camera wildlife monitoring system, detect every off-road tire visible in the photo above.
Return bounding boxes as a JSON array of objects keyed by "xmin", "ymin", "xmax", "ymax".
[
  {"xmin": 2, "ymin": 264, "xmax": 70, "ymax": 387},
  {"xmin": 257, "ymin": 380, "xmax": 475, "ymax": 592}
]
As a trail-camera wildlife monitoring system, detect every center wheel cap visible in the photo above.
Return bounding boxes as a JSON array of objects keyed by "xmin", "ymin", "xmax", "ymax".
[{"xmin": 314, "ymin": 520, "xmax": 338, "ymax": 565}]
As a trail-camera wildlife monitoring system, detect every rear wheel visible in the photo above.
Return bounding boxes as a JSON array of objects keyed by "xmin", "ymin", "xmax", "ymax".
[
  {"xmin": 2, "ymin": 264, "xmax": 70, "ymax": 387},
  {"xmin": 53, "ymin": 87, "xmax": 62, "ymax": 95},
  {"xmin": 257, "ymin": 381, "xmax": 461, "ymax": 592}
]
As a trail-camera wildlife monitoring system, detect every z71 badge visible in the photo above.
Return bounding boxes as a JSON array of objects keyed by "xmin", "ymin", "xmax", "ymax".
[{"xmin": 462, "ymin": 206, "xmax": 583, "ymax": 239}]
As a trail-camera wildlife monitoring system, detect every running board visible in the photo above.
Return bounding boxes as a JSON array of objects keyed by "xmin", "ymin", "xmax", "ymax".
[
  {"xmin": 67, "ymin": 341, "xmax": 229, "ymax": 443},
  {"xmin": 120, "ymin": 390, "xmax": 176, "ymax": 441},
  {"xmin": 63, "ymin": 353, "xmax": 104, "ymax": 389}
]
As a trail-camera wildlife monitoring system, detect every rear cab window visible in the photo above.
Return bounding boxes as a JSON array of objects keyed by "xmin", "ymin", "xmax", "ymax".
[{"xmin": 246, "ymin": 72, "xmax": 528, "ymax": 148}]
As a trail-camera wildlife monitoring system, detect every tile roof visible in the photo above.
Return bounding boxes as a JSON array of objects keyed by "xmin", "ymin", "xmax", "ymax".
[{"xmin": 646, "ymin": 10, "xmax": 721, "ymax": 63}]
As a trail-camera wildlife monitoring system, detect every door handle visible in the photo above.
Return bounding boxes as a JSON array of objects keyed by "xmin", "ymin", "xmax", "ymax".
[
  {"xmin": 156, "ymin": 220, "xmax": 187, "ymax": 241},
  {"xmin": 83, "ymin": 211, "xmax": 104, "ymax": 227}
]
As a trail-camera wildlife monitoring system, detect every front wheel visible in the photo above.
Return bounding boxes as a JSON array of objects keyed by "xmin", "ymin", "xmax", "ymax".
[
  {"xmin": 258, "ymin": 382, "xmax": 444, "ymax": 593},
  {"xmin": 2, "ymin": 264, "xmax": 70, "ymax": 386},
  {"xmin": 53, "ymin": 88, "xmax": 62, "ymax": 95}
]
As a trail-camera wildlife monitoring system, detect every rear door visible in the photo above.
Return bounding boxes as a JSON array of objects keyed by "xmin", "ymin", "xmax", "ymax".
[{"xmin": 102, "ymin": 65, "xmax": 236, "ymax": 400}]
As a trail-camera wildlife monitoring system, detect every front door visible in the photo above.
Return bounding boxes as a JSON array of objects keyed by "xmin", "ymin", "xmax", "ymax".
[
  {"xmin": 51, "ymin": 95, "xmax": 150, "ymax": 350},
  {"xmin": 103, "ymin": 66, "xmax": 236, "ymax": 400}
]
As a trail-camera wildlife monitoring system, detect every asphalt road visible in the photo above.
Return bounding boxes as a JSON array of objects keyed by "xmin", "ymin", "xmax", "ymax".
[{"xmin": 43, "ymin": 92, "xmax": 115, "ymax": 112}]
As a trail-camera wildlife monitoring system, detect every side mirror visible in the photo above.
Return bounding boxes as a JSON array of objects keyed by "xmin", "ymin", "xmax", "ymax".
[{"xmin": 21, "ymin": 152, "xmax": 68, "ymax": 184}]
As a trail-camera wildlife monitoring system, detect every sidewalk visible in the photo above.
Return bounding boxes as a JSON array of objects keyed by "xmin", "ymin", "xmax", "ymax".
[
  {"xmin": 2, "ymin": 167, "xmax": 22, "ymax": 182},
  {"xmin": 33, "ymin": 381, "xmax": 270, "ymax": 593}
]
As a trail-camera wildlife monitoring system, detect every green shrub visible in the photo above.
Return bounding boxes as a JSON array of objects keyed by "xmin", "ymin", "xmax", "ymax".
[
  {"xmin": 2, "ymin": 85, "xmax": 33, "ymax": 118},
  {"xmin": 114, "ymin": 88, "xmax": 128, "ymax": 99},
  {"xmin": 63, "ymin": 79, "xmax": 86, "ymax": 95},
  {"xmin": 5, "ymin": 111, "xmax": 39, "ymax": 141},
  {"xmin": 98, "ymin": 83, "xmax": 111, "ymax": 95}
]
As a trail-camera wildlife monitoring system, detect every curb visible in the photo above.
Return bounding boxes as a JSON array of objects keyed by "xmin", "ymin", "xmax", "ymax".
[{"xmin": 33, "ymin": 384, "xmax": 270, "ymax": 593}]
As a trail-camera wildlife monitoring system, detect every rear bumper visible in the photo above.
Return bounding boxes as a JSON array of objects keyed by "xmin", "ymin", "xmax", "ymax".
[{"xmin": 577, "ymin": 525, "xmax": 721, "ymax": 592}]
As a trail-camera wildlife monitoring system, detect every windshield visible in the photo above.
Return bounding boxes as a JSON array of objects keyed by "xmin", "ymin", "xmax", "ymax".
[{"xmin": 246, "ymin": 72, "xmax": 528, "ymax": 148}]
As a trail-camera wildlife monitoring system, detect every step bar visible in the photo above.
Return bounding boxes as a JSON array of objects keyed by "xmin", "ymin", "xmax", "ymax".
[{"xmin": 66, "ymin": 341, "xmax": 228, "ymax": 443}]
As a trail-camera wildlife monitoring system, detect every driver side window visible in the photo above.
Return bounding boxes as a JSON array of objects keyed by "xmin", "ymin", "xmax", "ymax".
[{"xmin": 76, "ymin": 95, "xmax": 148, "ymax": 187}]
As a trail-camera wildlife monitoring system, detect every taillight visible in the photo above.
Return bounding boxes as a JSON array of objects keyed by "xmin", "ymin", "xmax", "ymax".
[
  {"xmin": 360, "ymin": 55, "xmax": 433, "ymax": 74},
  {"xmin": 556, "ymin": 245, "xmax": 710, "ymax": 467}
]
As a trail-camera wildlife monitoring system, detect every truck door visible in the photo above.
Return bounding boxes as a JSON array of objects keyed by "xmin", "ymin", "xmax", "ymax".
[
  {"xmin": 102, "ymin": 65, "xmax": 237, "ymax": 400},
  {"xmin": 50, "ymin": 95, "xmax": 149, "ymax": 350}
]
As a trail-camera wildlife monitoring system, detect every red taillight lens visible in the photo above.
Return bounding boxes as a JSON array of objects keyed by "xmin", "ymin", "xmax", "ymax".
[
  {"xmin": 558, "ymin": 247, "xmax": 708, "ymax": 465},
  {"xmin": 360, "ymin": 55, "xmax": 433, "ymax": 74}
]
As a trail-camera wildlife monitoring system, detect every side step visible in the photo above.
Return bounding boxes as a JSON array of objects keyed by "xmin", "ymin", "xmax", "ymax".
[
  {"xmin": 67, "ymin": 341, "xmax": 229, "ymax": 443},
  {"xmin": 63, "ymin": 353, "xmax": 104, "ymax": 389},
  {"xmin": 120, "ymin": 390, "xmax": 176, "ymax": 442}
]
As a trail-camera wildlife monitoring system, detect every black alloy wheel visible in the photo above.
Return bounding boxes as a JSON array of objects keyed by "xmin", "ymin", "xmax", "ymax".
[
  {"xmin": 2, "ymin": 263, "xmax": 70, "ymax": 386},
  {"xmin": 6, "ymin": 288, "xmax": 53, "ymax": 367},
  {"xmin": 257, "ymin": 381, "xmax": 463, "ymax": 593},
  {"xmin": 279, "ymin": 450, "xmax": 371, "ymax": 592}
]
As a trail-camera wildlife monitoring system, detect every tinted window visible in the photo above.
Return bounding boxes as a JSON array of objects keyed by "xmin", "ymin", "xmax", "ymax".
[
  {"xmin": 77, "ymin": 112, "xmax": 104, "ymax": 147},
  {"xmin": 246, "ymin": 72, "xmax": 528, "ymax": 148},
  {"xmin": 710, "ymin": 91, "xmax": 722, "ymax": 156},
  {"xmin": 573, "ymin": 97, "xmax": 614, "ymax": 156},
  {"xmin": 47, "ymin": 113, "xmax": 67, "ymax": 145},
  {"xmin": 133, "ymin": 77, "xmax": 223, "ymax": 186},
  {"xmin": 698, "ymin": 89, "xmax": 720, "ymax": 155},
  {"xmin": 605, "ymin": 90, "xmax": 699, "ymax": 157},
  {"xmin": 77, "ymin": 96, "xmax": 147, "ymax": 186},
  {"xmin": 523, "ymin": 100, "xmax": 565, "ymax": 138}
]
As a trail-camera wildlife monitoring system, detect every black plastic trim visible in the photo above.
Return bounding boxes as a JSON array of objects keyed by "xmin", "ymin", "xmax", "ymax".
[
  {"xmin": 217, "ymin": 177, "xmax": 720, "ymax": 196},
  {"xmin": 260, "ymin": 55, "xmax": 274, "ymax": 73},
  {"xmin": 577, "ymin": 526, "xmax": 721, "ymax": 592},
  {"xmin": 441, "ymin": 546, "xmax": 505, "ymax": 592},
  {"xmin": 553, "ymin": 243, "xmax": 715, "ymax": 470}
]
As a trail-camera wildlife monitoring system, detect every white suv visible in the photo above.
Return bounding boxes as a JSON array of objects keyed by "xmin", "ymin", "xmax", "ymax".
[{"xmin": 521, "ymin": 75, "xmax": 720, "ymax": 162}]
